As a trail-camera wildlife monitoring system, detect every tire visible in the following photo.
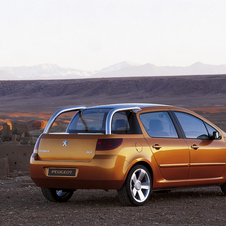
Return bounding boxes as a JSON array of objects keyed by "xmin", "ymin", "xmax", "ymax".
[
  {"xmin": 41, "ymin": 187, "xmax": 74, "ymax": 202},
  {"xmin": 221, "ymin": 183, "xmax": 226, "ymax": 195},
  {"xmin": 117, "ymin": 164, "xmax": 152, "ymax": 206}
]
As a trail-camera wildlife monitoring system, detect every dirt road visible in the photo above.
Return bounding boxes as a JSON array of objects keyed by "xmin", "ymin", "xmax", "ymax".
[{"xmin": 0, "ymin": 174, "xmax": 226, "ymax": 226}]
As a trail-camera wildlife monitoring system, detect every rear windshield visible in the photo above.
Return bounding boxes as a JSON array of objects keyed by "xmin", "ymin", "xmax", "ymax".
[{"xmin": 67, "ymin": 108, "xmax": 141, "ymax": 134}]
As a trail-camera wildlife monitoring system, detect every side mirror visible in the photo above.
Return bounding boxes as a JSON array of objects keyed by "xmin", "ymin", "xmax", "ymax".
[{"xmin": 213, "ymin": 131, "xmax": 220, "ymax": 139}]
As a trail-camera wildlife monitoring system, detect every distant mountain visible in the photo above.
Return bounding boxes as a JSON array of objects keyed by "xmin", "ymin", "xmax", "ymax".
[
  {"xmin": 0, "ymin": 62, "xmax": 226, "ymax": 80},
  {"xmin": 0, "ymin": 64, "xmax": 96, "ymax": 80},
  {"xmin": 0, "ymin": 70, "xmax": 17, "ymax": 80},
  {"xmin": 99, "ymin": 61, "xmax": 140, "ymax": 73},
  {"xmin": 93, "ymin": 62, "xmax": 226, "ymax": 77}
]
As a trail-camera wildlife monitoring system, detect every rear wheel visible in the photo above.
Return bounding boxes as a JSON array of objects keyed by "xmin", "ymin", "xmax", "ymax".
[
  {"xmin": 221, "ymin": 183, "xmax": 226, "ymax": 195},
  {"xmin": 41, "ymin": 188, "xmax": 74, "ymax": 202},
  {"xmin": 117, "ymin": 164, "xmax": 152, "ymax": 206}
]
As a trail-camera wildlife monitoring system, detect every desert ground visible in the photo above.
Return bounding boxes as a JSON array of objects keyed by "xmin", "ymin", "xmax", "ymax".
[
  {"xmin": 1, "ymin": 75, "xmax": 226, "ymax": 225},
  {"xmin": 1, "ymin": 176, "xmax": 226, "ymax": 225}
]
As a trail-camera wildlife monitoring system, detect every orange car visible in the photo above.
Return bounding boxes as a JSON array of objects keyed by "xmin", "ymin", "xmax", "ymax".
[{"xmin": 30, "ymin": 104, "xmax": 226, "ymax": 206}]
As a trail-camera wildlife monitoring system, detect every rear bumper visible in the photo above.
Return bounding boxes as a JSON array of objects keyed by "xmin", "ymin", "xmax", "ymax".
[{"xmin": 30, "ymin": 153, "xmax": 128, "ymax": 190}]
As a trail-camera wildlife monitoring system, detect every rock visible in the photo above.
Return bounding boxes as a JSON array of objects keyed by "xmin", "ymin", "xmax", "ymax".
[
  {"xmin": 12, "ymin": 122, "xmax": 29, "ymax": 136},
  {"xmin": 0, "ymin": 122, "xmax": 33, "ymax": 144},
  {"xmin": 31, "ymin": 120, "xmax": 47, "ymax": 130}
]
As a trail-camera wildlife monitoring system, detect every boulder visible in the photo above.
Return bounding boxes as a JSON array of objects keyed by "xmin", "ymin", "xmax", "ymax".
[
  {"xmin": 31, "ymin": 120, "xmax": 47, "ymax": 130},
  {"xmin": 12, "ymin": 122, "xmax": 30, "ymax": 136}
]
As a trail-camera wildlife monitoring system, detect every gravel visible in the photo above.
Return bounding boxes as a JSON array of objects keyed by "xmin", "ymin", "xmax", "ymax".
[{"xmin": 0, "ymin": 174, "xmax": 226, "ymax": 226}]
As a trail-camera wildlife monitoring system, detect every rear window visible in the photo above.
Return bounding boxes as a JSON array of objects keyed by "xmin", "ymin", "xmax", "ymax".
[
  {"xmin": 67, "ymin": 109, "xmax": 109, "ymax": 133},
  {"xmin": 67, "ymin": 109, "xmax": 141, "ymax": 134}
]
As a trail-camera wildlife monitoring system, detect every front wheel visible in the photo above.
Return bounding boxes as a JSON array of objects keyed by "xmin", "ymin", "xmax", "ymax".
[
  {"xmin": 117, "ymin": 164, "xmax": 152, "ymax": 206},
  {"xmin": 41, "ymin": 187, "xmax": 74, "ymax": 202}
]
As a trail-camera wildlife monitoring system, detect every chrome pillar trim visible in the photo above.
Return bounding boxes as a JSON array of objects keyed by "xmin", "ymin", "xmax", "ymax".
[
  {"xmin": 44, "ymin": 106, "xmax": 86, "ymax": 134},
  {"xmin": 105, "ymin": 107, "xmax": 141, "ymax": 135}
]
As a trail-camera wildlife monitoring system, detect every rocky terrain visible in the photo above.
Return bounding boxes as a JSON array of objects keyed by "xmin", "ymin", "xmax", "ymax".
[{"xmin": 0, "ymin": 173, "xmax": 226, "ymax": 226}]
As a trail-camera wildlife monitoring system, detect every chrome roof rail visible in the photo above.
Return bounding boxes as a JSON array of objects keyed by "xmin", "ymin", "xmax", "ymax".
[
  {"xmin": 44, "ymin": 106, "xmax": 86, "ymax": 134},
  {"xmin": 105, "ymin": 107, "xmax": 141, "ymax": 135}
]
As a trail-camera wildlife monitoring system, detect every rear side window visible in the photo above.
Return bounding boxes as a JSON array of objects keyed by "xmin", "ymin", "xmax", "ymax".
[
  {"xmin": 174, "ymin": 112, "xmax": 209, "ymax": 139},
  {"xmin": 112, "ymin": 112, "xmax": 130, "ymax": 133},
  {"xmin": 140, "ymin": 111, "xmax": 178, "ymax": 138},
  {"xmin": 112, "ymin": 111, "xmax": 141, "ymax": 134}
]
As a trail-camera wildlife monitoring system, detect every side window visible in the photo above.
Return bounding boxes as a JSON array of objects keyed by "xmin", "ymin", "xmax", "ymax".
[
  {"xmin": 174, "ymin": 112, "xmax": 208, "ymax": 139},
  {"xmin": 111, "ymin": 112, "xmax": 130, "ymax": 133},
  {"xmin": 139, "ymin": 111, "xmax": 178, "ymax": 138}
]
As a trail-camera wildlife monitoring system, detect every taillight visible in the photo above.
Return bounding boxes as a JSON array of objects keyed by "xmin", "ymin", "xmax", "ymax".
[{"xmin": 96, "ymin": 139, "xmax": 123, "ymax": 151}]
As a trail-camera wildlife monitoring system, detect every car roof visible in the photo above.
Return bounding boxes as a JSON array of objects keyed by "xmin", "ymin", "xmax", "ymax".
[{"xmin": 86, "ymin": 103, "xmax": 169, "ymax": 110}]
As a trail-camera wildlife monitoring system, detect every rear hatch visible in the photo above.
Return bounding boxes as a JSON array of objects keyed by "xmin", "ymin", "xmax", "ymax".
[{"xmin": 37, "ymin": 134, "xmax": 100, "ymax": 161}]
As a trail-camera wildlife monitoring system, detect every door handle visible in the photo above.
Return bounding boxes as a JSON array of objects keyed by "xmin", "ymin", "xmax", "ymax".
[
  {"xmin": 191, "ymin": 144, "xmax": 199, "ymax": 150},
  {"xmin": 152, "ymin": 144, "xmax": 162, "ymax": 150}
]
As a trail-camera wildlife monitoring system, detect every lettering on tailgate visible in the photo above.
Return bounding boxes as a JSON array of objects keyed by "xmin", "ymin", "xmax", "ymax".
[
  {"xmin": 48, "ymin": 168, "xmax": 76, "ymax": 177},
  {"xmin": 39, "ymin": 150, "xmax": 50, "ymax": 152}
]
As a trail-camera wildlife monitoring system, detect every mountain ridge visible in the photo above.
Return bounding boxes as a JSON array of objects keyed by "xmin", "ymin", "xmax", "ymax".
[{"xmin": 1, "ymin": 62, "xmax": 226, "ymax": 80}]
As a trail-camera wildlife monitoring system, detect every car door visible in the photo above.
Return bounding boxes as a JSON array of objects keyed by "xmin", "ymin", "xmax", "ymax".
[
  {"xmin": 139, "ymin": 111, "xmax": 190, "ymax": 180},
  {"xmin": 174, "ymin": 111, "xmax": 226, "ymax": 179}
]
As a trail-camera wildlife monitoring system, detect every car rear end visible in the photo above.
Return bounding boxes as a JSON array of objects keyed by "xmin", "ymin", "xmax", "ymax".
[{"xmin": 30, "ymin": 105, "xmax": 144, "ymax": 190}]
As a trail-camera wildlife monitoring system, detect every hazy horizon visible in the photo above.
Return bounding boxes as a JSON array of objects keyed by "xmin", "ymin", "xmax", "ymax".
[{"xmin": 2, "ymin": 61, "xmax": 226, "ymax": 81}]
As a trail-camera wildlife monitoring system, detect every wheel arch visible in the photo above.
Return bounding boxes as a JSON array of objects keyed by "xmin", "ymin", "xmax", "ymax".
[
  {"xmin": 132, "ymin": 161, "xmax": 153, "ymax": 185},
  {"xmin": 118, "ymin": 160, "xmax": 153, "ymax": 205},
  {"xmin": 123, "ymin": 159, "xmax": 154, "ymax": 187}
]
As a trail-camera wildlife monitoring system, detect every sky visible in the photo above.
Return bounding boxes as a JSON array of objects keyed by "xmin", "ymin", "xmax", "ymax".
[{"xmin": 1, "ymin": 0, "xmax": 226, "ymax": 71}]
